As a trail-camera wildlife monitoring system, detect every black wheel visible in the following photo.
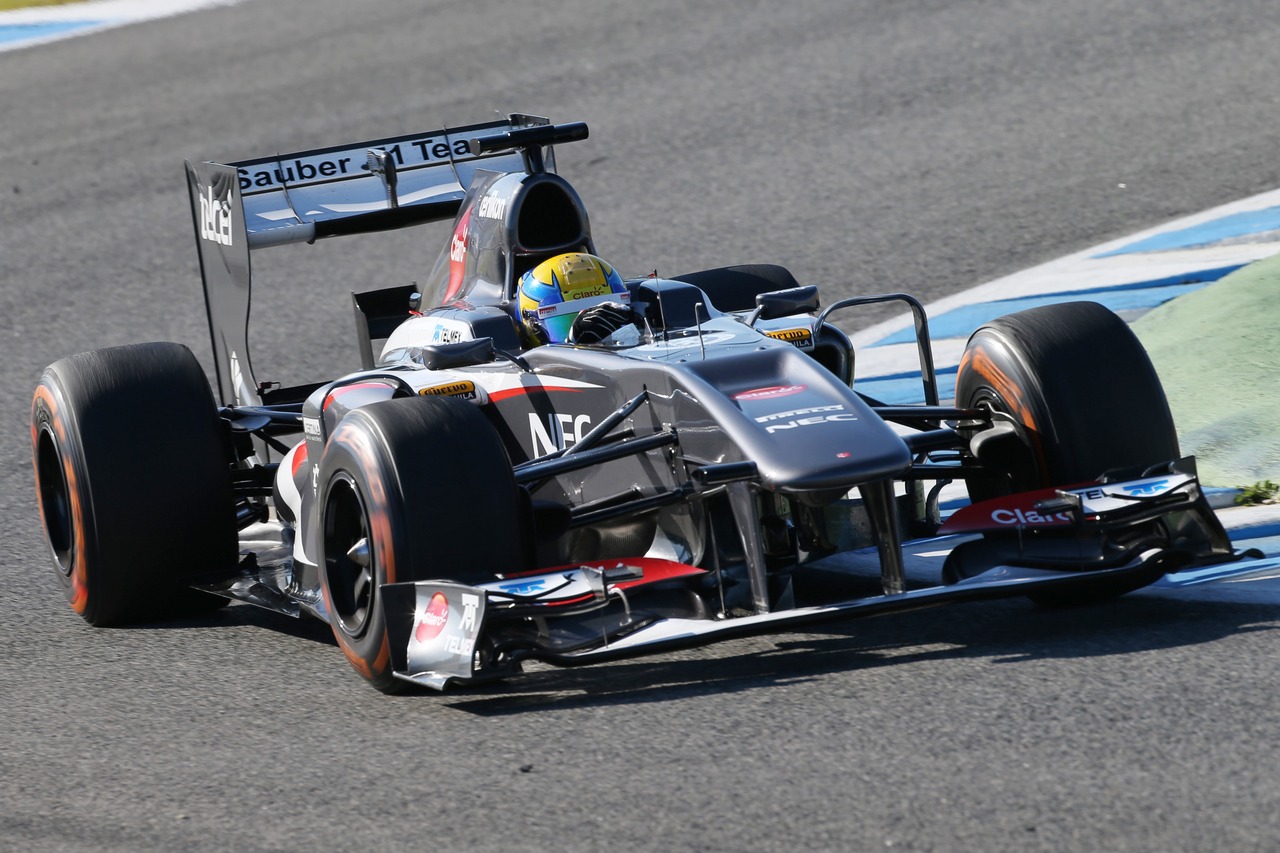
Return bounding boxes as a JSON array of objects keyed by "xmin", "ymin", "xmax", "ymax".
[
  {"xmin": 952, "ymin": 301, "xmax": 1179, "ymax": 604},
  {"xmin": 31, "ymin": 342, "xmax": 237, "ymax": 626},
  {"xmin": 317, "ymin": 395, "xmax": 530, "ymax": 693},
  {"xmin": 955, "ymin": 300, "xmax": 1179, "ymax": 500}
]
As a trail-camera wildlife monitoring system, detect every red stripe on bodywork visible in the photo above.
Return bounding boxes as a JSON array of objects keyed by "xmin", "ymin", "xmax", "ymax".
[
  {"xmin": 322, "ymin": 382, "xmax": 396, "ymax": 411},
  {"xmin": 500, "ymin": 557, "xmax": 707, "ymax": 589},
  {"xmin": 290, "ymin": 443, "xmax": 309, "ymax": 477},
  {"xmin": 486, "ymin": 386, "xmax": 586, "ymax": 403}
]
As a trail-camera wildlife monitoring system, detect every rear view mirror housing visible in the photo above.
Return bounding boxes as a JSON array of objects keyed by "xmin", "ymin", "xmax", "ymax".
[{"xmin": 754, "ymin": 285, "xmax": 820, "ymax": 321}]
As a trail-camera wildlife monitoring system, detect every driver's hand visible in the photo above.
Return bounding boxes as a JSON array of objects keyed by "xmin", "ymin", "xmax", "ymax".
[{"xmin": 568, "ymin": 302, "xmax": 641, "ymax": 345}]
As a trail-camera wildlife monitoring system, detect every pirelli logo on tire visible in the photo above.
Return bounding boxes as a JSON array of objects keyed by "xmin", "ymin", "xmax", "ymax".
[
  {"xmin": 764, "ymin": 328, "xmax": 813, "ymax": 349},
  {"xmin": 419, "ymin": 381, "xmax": 478, "ymax": 400}
]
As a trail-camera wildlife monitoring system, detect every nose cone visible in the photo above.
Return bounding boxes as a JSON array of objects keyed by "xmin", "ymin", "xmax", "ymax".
[
  {"xmin": 732, "ymin": 382, "xmax": 911, "ymax": 492},
  {"xmin": 681, "ymin": 347, "xmax": 912, "ymax": 494}
]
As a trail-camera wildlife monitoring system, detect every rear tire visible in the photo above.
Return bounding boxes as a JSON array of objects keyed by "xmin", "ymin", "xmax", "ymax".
[
  {"xmin": 317, "ymin": 396, "xmax": 530, "ymax": 692},
  {"xmin": 31, "ymin": 342, "xmax": 237, "ymax": 626}
]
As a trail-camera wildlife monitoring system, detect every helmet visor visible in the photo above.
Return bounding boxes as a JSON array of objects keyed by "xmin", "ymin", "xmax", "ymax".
[
  {"xmin": 538, "ymin": 311, "xmax": 579, "ymax": 344},
  {"xmin": 531, "ymin": 292, "xmax": 630, "ymax": 344}
]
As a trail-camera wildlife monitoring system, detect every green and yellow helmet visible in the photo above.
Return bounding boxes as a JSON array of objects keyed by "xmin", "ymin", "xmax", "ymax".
[{"xmin": 517, "ymin": 253, "xmax": 628, "ymax": 345}]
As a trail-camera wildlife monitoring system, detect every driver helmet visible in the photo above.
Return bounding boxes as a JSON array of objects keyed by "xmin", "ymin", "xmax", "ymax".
[{"xmin": 517, "ymin": 253, "xmax": 628, "ymax": 345}]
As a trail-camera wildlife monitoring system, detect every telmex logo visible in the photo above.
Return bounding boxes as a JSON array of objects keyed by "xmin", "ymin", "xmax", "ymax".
[
  {"xmin": 734, "ymin": 384, "xmax": 807, "ymax": 401},
  {"xmin": 430, "ymin": 324, "xmax": 465, "ymax": 344},
  {"xmin": 459, "ymin": 593, "xmax": 480, "ymax": 632}
]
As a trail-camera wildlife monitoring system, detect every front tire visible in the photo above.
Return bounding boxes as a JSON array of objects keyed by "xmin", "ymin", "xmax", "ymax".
[
  {"xmin": 952, "ymin": 302, "xmax": 1180, "ymax": 604},
  {"xmin": 317, "ymin": 396, "xmax": 530, "ymax": 692},
  {"xmin": 31, "ymin": 342, "xmax": 236, "ymax": 626},
  {"xmin": 955, "ymin": 300, "xmax": 1179, "ymax": 499}
]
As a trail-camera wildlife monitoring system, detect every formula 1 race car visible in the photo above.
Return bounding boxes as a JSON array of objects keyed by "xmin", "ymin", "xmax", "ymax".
[{"xmin": 30, "ymin": 114, "xmax": 1269, "ymax": 692}]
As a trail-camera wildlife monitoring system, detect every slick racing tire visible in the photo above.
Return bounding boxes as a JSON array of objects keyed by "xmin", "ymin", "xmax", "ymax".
[
  {"xmin": 955, "ymin": 300, "xmax": 1179, "ymax": 501},
  {"xmin": 952, "ymin": 301, "xmax": 1179, "ymax": 605},
  {"xmin": 31, "ymin": 342, "xmax": 237, "ymax": 626},
  {"xmin": 317, "ymin": 395, "xmax": 530, "ymax": 693}
]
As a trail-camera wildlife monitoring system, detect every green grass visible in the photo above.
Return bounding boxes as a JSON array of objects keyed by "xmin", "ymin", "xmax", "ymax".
[
  {"xmin": 0, "ymin": 0, "xmax": 85, "ymax": 11},
  {"xmin": 1236, "ymin": 480, "xmax": 1279, "ymax": 505},
  {"xmin": 1131, "ymin": 252, "xmax": 1280, "ymax": 489}
]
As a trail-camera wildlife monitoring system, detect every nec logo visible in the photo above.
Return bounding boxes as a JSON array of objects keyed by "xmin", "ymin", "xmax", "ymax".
[
  {"xmin": 199, "ymin": 185, "xmax": 233, "ymax": 246},
  {"xmin": 763, "ymin": 413, "xmax": 856, "ymax": 433},
  {"xmin": 754, "ymin": 404, "xmax": 857, "ymax": 433},
  {"xmin": 529, "ymin": 412, "xmax": 593, "ymax": 457}
]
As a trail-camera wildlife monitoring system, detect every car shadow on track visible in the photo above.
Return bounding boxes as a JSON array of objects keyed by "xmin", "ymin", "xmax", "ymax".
[
  {"xmin": 439, "ymin": 593, "xmax": 1280, "ymax": 715},
  {"xmin": 131, "ymin": 596, "xmax": 340, "ymax": 646},
  {"xmin": 129, "ymin": 585, "xmax": 1278, "ymax": 708}
]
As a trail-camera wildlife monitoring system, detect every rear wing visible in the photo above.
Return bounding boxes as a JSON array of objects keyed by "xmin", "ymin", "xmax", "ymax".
[{"xmin": 184, "ymin": 113, "xmax": 555, "ymax": 408}]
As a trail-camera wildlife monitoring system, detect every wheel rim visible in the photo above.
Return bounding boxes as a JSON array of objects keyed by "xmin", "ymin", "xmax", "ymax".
[
  {"xmin": 323, "ymin": 473, "xmax": 376, "ymax": 639},
  {"xmin": 36, "ymin": 427, "xmax": 74, "ymax": 576}
]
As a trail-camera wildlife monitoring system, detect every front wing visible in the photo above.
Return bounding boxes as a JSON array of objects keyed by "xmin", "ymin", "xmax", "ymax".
[{"xmin": 381, "ymin": 549, "xmax": 1280, "ymax": 690}]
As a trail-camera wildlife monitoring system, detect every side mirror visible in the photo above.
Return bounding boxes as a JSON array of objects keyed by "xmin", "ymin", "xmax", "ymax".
[
  {"xmin": 754, "ymin": 285, "xmax": 820, "ymax": 321},
  {"xmin": 419, "ymin": 337, "xmax": 495, "ymax": 370}
]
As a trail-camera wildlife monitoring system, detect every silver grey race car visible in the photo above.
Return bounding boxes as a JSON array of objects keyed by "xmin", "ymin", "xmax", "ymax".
[{"xmin": 31, "ymin": 115, "xmax": 1271, "ymax": 692}]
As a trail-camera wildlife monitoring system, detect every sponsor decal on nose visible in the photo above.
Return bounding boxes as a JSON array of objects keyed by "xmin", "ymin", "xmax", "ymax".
[{"xmin": 733, "ymin": 384, "xmax": 807, "ymax": 401}]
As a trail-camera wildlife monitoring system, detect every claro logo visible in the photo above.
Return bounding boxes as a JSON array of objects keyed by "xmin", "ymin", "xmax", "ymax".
[
  {"xmin": 199, "ymin": 185, "xmax": 233, "ymax": 247},
  {"xmin": 414, "ymin": 592, "xmax": 450, "ymax": 642},
  {"xmin": 991, "ymin": 508, "xmax": 1072, "ymax": 525}
]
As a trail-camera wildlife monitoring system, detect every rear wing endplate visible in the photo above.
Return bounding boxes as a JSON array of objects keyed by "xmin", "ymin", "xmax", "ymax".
[{"xmin": 184, "ymin": 113, "xmax": 553, "ymax": 407}]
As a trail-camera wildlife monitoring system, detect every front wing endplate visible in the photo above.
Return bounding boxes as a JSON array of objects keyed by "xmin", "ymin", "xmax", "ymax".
[{"xmin": 383, "ymin": 581, "xmax": 487, "ymax": 689}]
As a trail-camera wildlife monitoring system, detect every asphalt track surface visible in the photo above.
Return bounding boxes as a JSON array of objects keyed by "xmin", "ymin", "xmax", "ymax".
[{"xmin": 4, "ymin": 1, "xmax": 1280, "ymax": 850}]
